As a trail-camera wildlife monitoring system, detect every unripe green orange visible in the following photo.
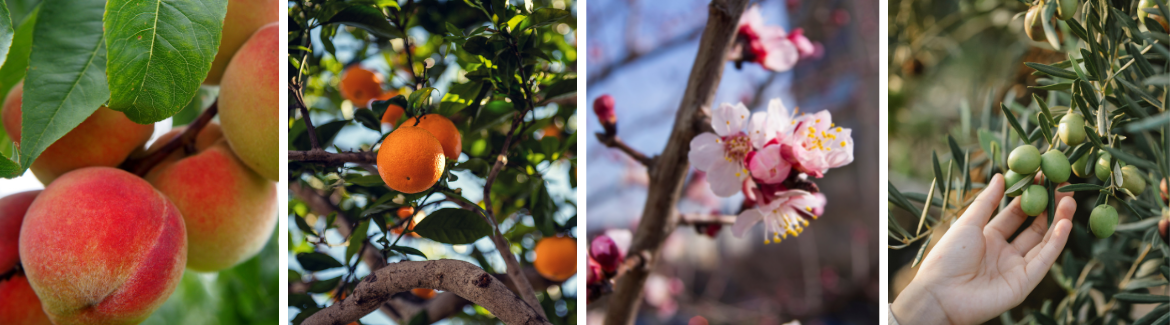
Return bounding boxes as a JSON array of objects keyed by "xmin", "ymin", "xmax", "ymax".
[
  {"xmin": 1004, "ymin": 170, "xmax": 1028, "ymax": 197},
  {"xmin": 1120, "ymin": 165, "xmax": 1146, "ymax": 197},
  {"xmin": 1096, "ymin": 151, "xmax": 1113, "ymax": 182},
  {"xmin": 1040, "ymin": 150, "xmax": 1071, "ymax": 183},
  {"xmin": 1072, "ymin": 153, "xmax": 1090, "ymax": 178},
  {"xmin": 1020, "ymin": 185, "xmax": 1048, "ymax": 216},
  {"xmin": 1089, "ymin": 204, "xmax": 1118, "ymax": 238},
  {"xmin": 1008, "ymin": 145, "xmax": 1041, "ymax": 174}
]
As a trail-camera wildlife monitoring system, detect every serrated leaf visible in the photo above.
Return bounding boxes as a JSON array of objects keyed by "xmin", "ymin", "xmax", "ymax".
[
  {"xmin": 0, "ymin": 6, "xmax": 35, "ymax": 99},
  {"xmin": 104, "ymin": 0, "xmax": 228, "ymax": 124},
  {"xmin": 296, "ymin": 252, "xmax": 343, "ymax": 271},
  {"xmin": 412, "ymin": 208, "xmax": 492, "ymax": 244},
  {"xmin": 0, "ymin": 1, "xmax": 14, "ymax": 74}
]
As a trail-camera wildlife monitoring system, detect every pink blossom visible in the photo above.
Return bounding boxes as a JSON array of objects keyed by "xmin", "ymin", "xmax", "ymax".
[
  {"xmin": 786, "ymin": 111, "xmax": 854, "ymax": 178},
  {"xmin": 786, "ymin": 28, "xmax": 822, "ymax": 60},
  {"xmin": 732, "ymin": 6, "xmax": 800, "ymax": 72},
  {"xmin": 732, "ymin": 189, "xmax": 826, "ymax": 243},
  {"xmin": 688, "ymin": 102, "xmax": 768, "ymax": 197}
]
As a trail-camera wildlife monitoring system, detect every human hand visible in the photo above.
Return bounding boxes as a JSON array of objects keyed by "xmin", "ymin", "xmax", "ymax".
[{"xmin": 892, "ymin": 174, "xmax": 1076, "ymax": 325}]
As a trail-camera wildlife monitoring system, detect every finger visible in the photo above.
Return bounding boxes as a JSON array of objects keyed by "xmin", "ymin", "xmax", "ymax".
[
  {"xmin": 955, "ymin": 174, "xmax": 1004, "ymax": 228},
  {"xmin": 1025, "ymin": 196, "xmax": 1076, "ymax": 261},
  {"xmin": 1011, "ymin": 183, "xmax": 1075, "ymax": 253},
  {"xmin": 982, "ymin": 180, "xmax": 1071, "ymax": 240},
  {"xmin": 1024, "ymin": 197, "xmax": 1075, "ymax": 283}
]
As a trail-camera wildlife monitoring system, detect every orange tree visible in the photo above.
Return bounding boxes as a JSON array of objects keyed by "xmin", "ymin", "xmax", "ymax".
[{"xmin": 286, "ymin": 0, "xmax": 579, "ymax": 324}]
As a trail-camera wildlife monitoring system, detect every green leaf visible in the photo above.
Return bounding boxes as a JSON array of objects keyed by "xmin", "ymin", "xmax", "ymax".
[
  {"xmin": 0, "ymin": 155, "xmax": 19, "ymax": 178},
  {"xmin": 1029, "ymin": 82, "xmax": 1073, "ymax": 90},
  {"xmin": 1002, "ymin": 103, "xmax": 1029, "ymax": 144},
  {"xmin": 408, "ymin": 87, "xmax": 435, "ymax": 111},
  {"xmin": 1005, "ymin": 172, "xmax": 1035, "ymax": 195},
  {"xmin": 0, "ymin": 5, "xmax": 34, "ymax": 99},
  {"xmin": 1126, "ymin": 112, "xmax": 1170, "ymax": 133},
  {"xmin": 345, "ymin": 219, "xmax": 370, "ymax": 264},
  {"xmin": 294, "ymin": 215, "xmax": 316, "ymax": 236},
  {"xmin": 1100, "ymin": 146, "xmax": 1157, "ymax": 170},
  {"xmin": 888, "ymin": 182, "xmax": 923, "ymax": 217},
  {"xmin": 172, "ymin": 86, "xmax": 217, "ymax": 127},
  {"xmin": 406, "ymin": 311, "xmax": 429, "ymax": 325},
  {"xmin": 947, "ymin": 135, "xmax": 964, "ymax": 169},
  {"xmin": 412, "ymin": 208, "xmax": 492, "ymax": 244},
  {"xmin": 1113, "ymin": 293, "xmax": 1169, "ymax": 303},
  {"xmin": 103, "ymin": 0, "xmax": 228, "ymax": 124},
  {"xmin": 516, "ymin": 8, "xmax": 569, "ymax": 32},
  {"xmin": 529, "ymin": 182, "xmax": 557, "ymax": 237},
  {"xmin": 19, "ymin": 0, "xmax": 110, "ymax": 171},
  {"xmin": 1057, "ymin": 183, "xmax": 1105, "ymax": 192},
  {"xmin": 296, "ymin": 252, "xmax": 343, "ymax": 271},
  {"xmin": 539, "ymin": 78, "xmax": 575, "ymax": 102},
  {"xmin": 911, "ymin": 234, "xmax": 931, "ymax": 268},
  {"xmin": 1024, "ymin": 62, "xmax": 1078, "ymax": 79},
  {"xmin": 325, "ymin": 5, "xmax": 402, "ymax": 39},
  {"xmin": 348, "ymin": 175, "xmax": 385, "ymax": 187},
  {"xmin": 307, "ymin": 276, "xmax": 341, "ymax": 293},
  {"xmin": 353, "ymin": 107, "xmax": 381, "ymax": 131},
  {"xmin": 0, "ymin": 1, "xmax": 14, "ymax": 74},
  {"xmin": 390, "ymin": 245, "xmax": 427, "ymax": 259}
]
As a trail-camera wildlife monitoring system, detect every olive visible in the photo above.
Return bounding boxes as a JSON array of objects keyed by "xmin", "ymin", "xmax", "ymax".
[
  {"xmin": 1089, "ymin": 204, "xmax": 1118, "ymax": 239},
  {"xmin": 1004, "ymin": 170, "xmax": 1028, "ymax": 197},
  {"xmin": 1020, "ymin": 185, "xmax": 1048, "ymax": 217},
  {"xmin": 1057, "ymin": 0, "xmax": 1079, "ymax": 20},
  {"xmin": 1057, "ymin": 111, "xmax": 1085, "ymax": 146},
  {"xmin": 1095, "ymin": 151, "xmax": 1112, "ymax": 182},
  {"xmin": 1009, "ymin": 145, "xmax": 1041, "ymax": 174},
  {"xmin": 1072, "ymin": 152, "xmax": 1090, "ymax": 178},
  {"xmin": 1120, "ymin": 165, "xmax": 1146, "ymax": 197},
  {"xmin": 1040, "ymin": 150, "xmax": 1071, "ymax": 183},
  {"xmin": 1025, "ymin": 5, "xmax": 1043, "ymax": 42}
]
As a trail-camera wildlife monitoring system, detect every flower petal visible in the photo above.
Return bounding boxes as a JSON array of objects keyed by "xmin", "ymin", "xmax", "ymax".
[
  {"xmin": 732, "ymin": 208, "xmax": 764, "ymax": 237},
  {"xmin": 688, "ymin": 132, "xmax": 723, "ymax": 171},
  {"xmin": 708, "ymin": 160, "xmax": 746, "ymax": 197},
  {"xmin": 713, "ymin": 102, "xmax": 751, "ymax": 136}
]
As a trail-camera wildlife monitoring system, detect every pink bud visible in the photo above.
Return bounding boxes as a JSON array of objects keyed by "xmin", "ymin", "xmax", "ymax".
[
  {"xmin": 590, "ymin": 235, "xmax": 624, "ymax": 274},
  {"xmin": 593, "ymin": 95, "xmax": 617, "ymax": 136},
  {"xmin": 587, "ymin": 256, "xmax": 604, "ymax": 285}
]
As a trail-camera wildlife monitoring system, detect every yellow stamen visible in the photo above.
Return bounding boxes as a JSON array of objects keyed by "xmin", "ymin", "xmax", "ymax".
[
  {"xmin": 836, "ymin": 127, "xmax": 843, "ymax": 133},
  {"xmin": 840, "ymin": 141, "xmax": 847, "ymax": 147},
  {"xmin": 805, "ymin": 206, "xmax": 812, "ymax": 212}
]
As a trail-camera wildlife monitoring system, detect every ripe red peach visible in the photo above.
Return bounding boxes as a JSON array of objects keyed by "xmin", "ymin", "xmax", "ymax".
[
  {"xmin": 219, "ymin": 23, "xmax": 278, "ymax": 181},
  {"xmin": 19, "ymin": 167, "xmax": 186, "ymax": 324},
  {"xmin": 145, "ymin": 123, "xmax": 277, "ymax": 272},
  {"xmin": 203, "ymin": 0, "xmax": 279, "ymax": 85},
  {"xmin": 1, "ymin": 82, "xmax": 154, "ymax": 184},
  {"xmin": 0, "ymin": 191, "xmax": 51, "ymax": 325}
]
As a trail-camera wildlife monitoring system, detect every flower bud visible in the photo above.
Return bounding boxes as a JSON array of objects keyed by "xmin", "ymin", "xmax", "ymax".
[
  {"xmin": 587, "ymin": 256, "xmax": 604, "ymax": 285},
  {"xmin": 593, "ymin": 95, "xmax": 617, "ymax": 136},
  {"xmin": 590, "ymin": 235, "xmax": 624, "ymax": 274}
]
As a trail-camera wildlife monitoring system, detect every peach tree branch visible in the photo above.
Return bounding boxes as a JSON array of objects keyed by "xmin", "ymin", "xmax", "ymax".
[
  {"xmin": 120, "ymin": 100, "xmax": 219, "ymax": 176},
  {"xmin": 302, "ymin": 259, "xmax": 551, "ymax": 325},
  {"xmin": 602, "ymin": 0, "xmax": 749, "ymax": 324}
]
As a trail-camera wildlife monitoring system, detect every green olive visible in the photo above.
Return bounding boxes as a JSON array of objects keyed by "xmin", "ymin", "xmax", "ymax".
[
  {"xmin": 1040, "ymin": 150, "xmax": 1071, "ymax": 183},
  {"xmin": 1072, "ymin": 153, "xmax": 1090, "ymax": 178},
  {"xmin": 1009, "ymin": 145, "xmax": 1042, "ymax": 174},
  {"xmin": 1004, "ymin": 170, "xmax": 1028, "ymax": 197},
  {"xmin": 1095, "ymin": 151, "xmax": 1113, "ymax": 182},
  {"xmin": 1139, "ymin": 0, "xmax": 1154, "ymax": 25},
  {"xmin": 1089, "ymin": 204, "xmax": 1118, "ymax": 238},
  {"xmin": 1057, "ymin": 0, "xmax": 1079, "ymax": 20},
  {"xmin": 1025, "ymin": 5, "xmax": 1044, "ymax": 42},
  {"xmin": 1120, "ymin": 165, "xmax": 1147, "ymax": 197},
  {"xmin": 1057, "ymin": 111, "xmax": 1086, "ymax": 146},
  {"xmin": 1020, "ymin": 185, "xmax": 1049, "ymax": 217}
]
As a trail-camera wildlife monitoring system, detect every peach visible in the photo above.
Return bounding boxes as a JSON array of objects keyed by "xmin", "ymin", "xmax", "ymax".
[
  {"xmin": 0, "ymin": 191, "xmax": 52, "ymax": 325},
  {"xmin": 145, "ymin": 123, "xmax": 277, "ymax": 272},
  {"xmin": 203, "ymin": 0, "xmax": 279, "ymax": 85},
  {"xmin": 19, "ymin": 167, "xmax": 186, "ymax": 324},
  {"xmin": 1, "ymin": 82, "xmax": 154, "ymax": 184},
  {"xmin": 219, "ymin": 23, "xmax": 278, "ymax": 181}
]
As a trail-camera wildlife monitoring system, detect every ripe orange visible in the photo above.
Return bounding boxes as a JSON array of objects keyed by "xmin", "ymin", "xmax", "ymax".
[
  {"xmin": 414, "ymin": 114, "xmax": 462, "ymax": 160},
  {"xmin": 396, "ymin": 206, "xmax": 415, "ymax": 219},
  {"xmin": 534, "ymin": 236, "xmax": 577, "ymax": 282},
  {"xmin": 411, "ymin": 288, "xmax": 436, "ymax": 299},
  {"xmin": 381, "ymin": 103, "xmax": 405, "ymax": 127},
  {"xmin": 390, "ymin": 207, "xmax": 423, "ymax": 237},
  {"xmin": 339, "ymin": 66, "xmax": 383, "ymax": 108},
  {"xmin": 541, "ymin": 124, "xmax": 562, "ymax": 139},
  {"xmin": 377, "ymin": 126, "xmax": 445, "ymax": 194}
]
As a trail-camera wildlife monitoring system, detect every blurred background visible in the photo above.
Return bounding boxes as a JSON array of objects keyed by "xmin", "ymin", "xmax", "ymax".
[{"xmin": 585, "ymin": 0, "xmax": 879, "ymax": 323}]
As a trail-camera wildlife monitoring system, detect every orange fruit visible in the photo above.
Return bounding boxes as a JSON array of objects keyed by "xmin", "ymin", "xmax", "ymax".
[
  {"xmin": 390, "ymin": 207, "xmax": 423, "ymax": 237},
  {"xmin": 377, "ymin": 126, "xmax": 445, "ymax": 194},
  {"xmin": 541, "ymin": 124, "xmax": 562, "ymax": 139},
  {"xmin": 396, "ymin": 206, "xmax": 415, "ymax": 219},
  {"xmin": 411, "ymin": 288, "xmax": 436, "ymax": 299},
  {"xmin": 339, "ymin": 66, "xmax": 383, "ymax": 108},
  {"xmin": 381, "ymin": 104, "xmax": 405, "ymax": 126},
  {"xmin": 414, "ymin": 114, "xmax": 462, "ymax": 160},
  {"xmin": 534, "ymin": 236, "xmax": 577, "ymax": 281}
]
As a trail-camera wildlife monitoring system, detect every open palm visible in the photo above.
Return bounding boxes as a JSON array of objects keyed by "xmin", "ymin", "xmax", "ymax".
[{"xmin": 893, "ymin": 174, "xmax": 1075, "ymax": 325}]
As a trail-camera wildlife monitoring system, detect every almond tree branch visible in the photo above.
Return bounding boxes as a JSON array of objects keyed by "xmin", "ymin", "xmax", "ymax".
[
  {"xmin": 677, "ymin": 213, "xmax": 737, "ymax": 225},
  {"xmin": 120, "ymin": 101, "xmax": 218, "ymax": 176},
  {"xmin": 595, "ymin": 132, "xmax": 654, "ymax": 166},
  {"xmin": 302, "ymin": 259, "xmax": 551, "ymax": 325},
  {"xmin": 602, "ymin": 1, "xmax": 749, "ymax": 324}
]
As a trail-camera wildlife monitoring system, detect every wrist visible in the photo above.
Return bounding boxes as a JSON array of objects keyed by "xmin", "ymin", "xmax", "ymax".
[{"xmin": 891, "ymin": 283, "xmax": 953, "ymax": 325}]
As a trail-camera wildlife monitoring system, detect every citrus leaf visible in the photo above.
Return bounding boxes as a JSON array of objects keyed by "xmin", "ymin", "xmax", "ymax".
[
  {"xmin": 325, "ymin": 5, "xmax": 402, "ymax": 39},
  {"xmin": 516, "ymin": 8, "xmax": 568, "ymax": 32},
  {"xmin": 413, "ymin": 208, "xmax": 492, "ymax": 244},
  {"xmin": 390, "ymin": 245, "xmax": 427, "ymax": 259},
  {"xmin": 345, "ymin": 219, "xmax": 370, "ymax": 264},
  {"xmin": 296, "ymin": 252, "xmax": 343, "ymax": 271}
]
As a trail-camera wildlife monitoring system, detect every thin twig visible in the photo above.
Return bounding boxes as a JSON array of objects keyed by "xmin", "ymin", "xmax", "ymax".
[
  {"xmin": 289, "ymin": 150, "xmax": 377, "ymax": 164},
  {"xmin": 290, "ymin": 79, "xmax": 320, "ymax": 150},
  {"xmin": 121, "ymin": 101, "xmax": 219, "ymax": 176},
  {"xmin": 595, "ymin": 132, "xmax": 654, "ymax": 166}
]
